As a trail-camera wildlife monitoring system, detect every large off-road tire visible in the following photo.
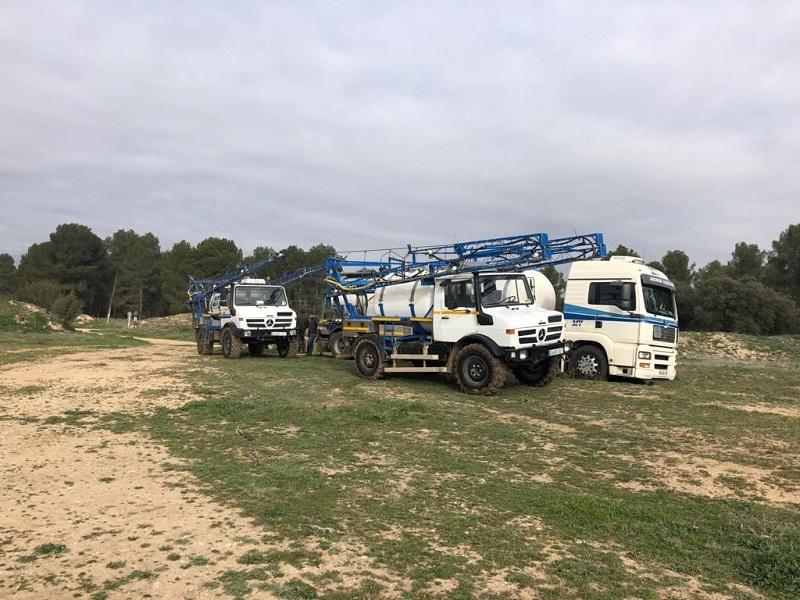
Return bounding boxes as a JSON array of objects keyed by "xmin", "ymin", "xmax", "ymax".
[
  {"xmin": 328, "ymin": 331, "xmax": 350, "ymax": 359},
  {"xmin": 513, "ymin": 357, "xmax": 560, "ymax": 387},
  {"xmin": 196, "ymin": 328, "xmax": 213, "ymax": 355},
  {"xmin": 221, "ymin": 327, "xmax": 243, "ymax": 359},
  {"xmin": 313, "ymin": 337, "xmax": 327, "ymax": 356},
  {"xmin": 353, "ymin": 336, "xmax": 385, "ymax": 380},
  {"xmin": 568, "ymin": 345, "xmax": 608, "ymax": 380},
  {"xmin": 277, "ymin": 336, "xmax": 300, "ymax": 358},
  {"xmin": 248, "ymin": 342, "xmax": 265, "ymax": 357},
  {"xmin": 454, "ymin": 343, "xmax": 506, "ymax": 395}
]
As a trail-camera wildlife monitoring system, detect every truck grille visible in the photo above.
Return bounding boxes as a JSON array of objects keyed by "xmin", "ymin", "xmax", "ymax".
[
  {"xmin": 245, "ymin": 318, "xmax": 293, "ymax": 329},
  {"xmin": 518, "ymin": 324, "xmax": 563, "ymax": 345}
]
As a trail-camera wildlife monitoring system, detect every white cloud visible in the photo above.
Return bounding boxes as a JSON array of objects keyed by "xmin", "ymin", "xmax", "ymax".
[{"xmin": 0, "ymin": 1, "xmax": 798, "ymax": 264}]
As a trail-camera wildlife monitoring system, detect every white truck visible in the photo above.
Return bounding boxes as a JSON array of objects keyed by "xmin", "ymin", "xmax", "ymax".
[
  {"xmin": 194, "ymin": 277, "xmax": 300, "ymax": 359},
  {"xmin": 345, "ymin": 270, "xmax": 570, "ymax": 395},
  {"xmin": 536, "ymin": 256, "xmax": 678, "ymax": 381}
]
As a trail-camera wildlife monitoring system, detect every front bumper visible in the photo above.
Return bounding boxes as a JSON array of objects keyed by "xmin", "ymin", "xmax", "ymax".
[
  {"xmin": 632, "ymin": 345, "xmax": 677, "ymax": 380},
  {"xmin": 503, "ymin": 340, "xmax": 571, "ymax": 366},
  {"xmin": 233, "ymin": 325, "xmax": 297, "ymax": 341}
]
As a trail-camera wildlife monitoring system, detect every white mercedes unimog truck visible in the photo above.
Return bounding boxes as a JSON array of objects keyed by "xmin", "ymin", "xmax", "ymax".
[
  {"xmin": 557, "ymin": 257, "xmax": 678, "ymax": 380},
  {"xmin": 344, "ymin": 270, "xmax": 570, "ymax": 395},
  {"xmin": 195, "ymin": 277, "xmax": 300, "ymax": 359}
]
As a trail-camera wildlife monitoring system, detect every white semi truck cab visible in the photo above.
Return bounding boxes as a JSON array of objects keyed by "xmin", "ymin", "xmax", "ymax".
[
  {"xmin": 345, "ymin": 270, "xmax": 569, "ymax": 395},
  {"xmin": 560, "ymin": 257, "xmax": 678, "ymax": 380},
  {"xmin": 195, "ymin": 277, "xmax": 300, "ymax": 359}
]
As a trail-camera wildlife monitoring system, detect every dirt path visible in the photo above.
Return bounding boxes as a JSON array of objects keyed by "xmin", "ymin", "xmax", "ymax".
[{"xmin": 0, "ymin": 339, "xmax": 279, "ymax": 599}]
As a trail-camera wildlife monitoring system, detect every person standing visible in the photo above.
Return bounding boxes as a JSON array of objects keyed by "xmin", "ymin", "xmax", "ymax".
[
  {"xmin": 296, "ymin": 311, "xmax": 309, "ymax": 354},
  {"xmin": 306, "ymin": 313, "xmax": 318, "ymax": 355}
]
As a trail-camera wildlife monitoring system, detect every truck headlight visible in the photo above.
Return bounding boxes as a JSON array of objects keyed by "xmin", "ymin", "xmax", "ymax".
[
  {"xmin": 638, "ymin": 351, "xmax": 651, "ymax": 360},
  {"xmin": 519, "ymin": 350, "xmax": 528, "ymax": 359}
]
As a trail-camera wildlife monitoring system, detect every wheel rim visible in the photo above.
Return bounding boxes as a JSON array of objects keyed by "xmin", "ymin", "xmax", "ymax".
[
  {"xmin": 464, "ymin": 356, "xmax": 489, "ymax": 386},
  {"xmin": 361, "ymin": 346, "xmax": 377, "ymax": 370},
  {"xmin": 576, "ymin": 354, "xmax": 599, "ymax": 377},
  {"xmin": 334, "ymin": 338, "xmax": 346, "ymax": 354}
]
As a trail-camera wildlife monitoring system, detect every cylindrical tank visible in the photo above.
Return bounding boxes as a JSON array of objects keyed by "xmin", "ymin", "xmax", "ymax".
[
  {"xmin": 348, "ymin": 279, "xmax": 436, "ymax": 332},
  {"xmin": 524, "ymin": 270, "xmax": 557, "ymax": 310}
]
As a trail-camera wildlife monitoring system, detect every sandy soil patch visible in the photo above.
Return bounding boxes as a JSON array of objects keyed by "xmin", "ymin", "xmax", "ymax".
[
  {"xmin": 721, "ymin": 403, "xmax": 800, "ymax": 418},
  {"xmin": 0, "ymin": 343, "xmax": 198, "ymax": 418},
  {"xmin": 482, "ymin": 407, "xmax": 577, "ymax": 434},
  {"xmin": 618, "ymin": 451, "xmax": 799, "ymax": 505}
]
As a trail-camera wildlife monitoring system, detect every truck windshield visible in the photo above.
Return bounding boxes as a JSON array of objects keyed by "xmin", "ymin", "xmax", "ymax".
[
  {"xmin": 234, "ymin": 285, "xmax": 287, "ymax": 307},
  {"xmin": 479, "ymin": 275, "xmax": 533, "ymax": 307},
  {"xmin": 643, "ymin": 284, "xmax": 676, "ymax": 318}
]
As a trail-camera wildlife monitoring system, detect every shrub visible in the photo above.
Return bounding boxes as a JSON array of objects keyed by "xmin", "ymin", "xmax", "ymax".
[
  {"xmin": 14, "ymin": 280, "xmax": 63, "ymax": 312},
  {"xmin": 50, "ymin": 292, "xmax": 84, "ymax": 330}
]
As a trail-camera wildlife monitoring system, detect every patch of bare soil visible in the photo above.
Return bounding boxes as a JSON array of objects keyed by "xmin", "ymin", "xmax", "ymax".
[
  {"xmin": 679, "ymin": 332, "xmax": 775, "ymax": 362},
  {"xmin": 482, "ymin": 407, "xmax": 577, "ymax": 434},
  {"xmin": 0, "ymin": 340, "xmax": 403, "ymax": 598},
  {"xmin": 721, "ymin": 403, "xmax": 800, "ymax": 418},
  {"xmin": 617, "ymin": 451, "xmax": 799, "ymax": 505},
  {"xmin": 0, "ymin": 343, "xmax": 198, "ymax": 419}
]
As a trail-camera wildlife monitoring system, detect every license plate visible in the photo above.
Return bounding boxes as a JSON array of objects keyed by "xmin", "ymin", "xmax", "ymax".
[
  {"xmin": 548, "ymin": 347, "xmax": 564, "ymax": 357},
  {"xmin": 657, "ymin": 371, "xmax": 669, "ymax": 377},
  {"xmin": 272, "ymin": 331, "xmax": 286, "ymax": 336}
]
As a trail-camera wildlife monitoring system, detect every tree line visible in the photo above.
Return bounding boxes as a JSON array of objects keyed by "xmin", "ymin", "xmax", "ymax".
[
  {"xmin": 1, "ymin": 222, "xmax": 798, "ymax": 334},
  {"xmin": 541, "ymin": 223, "xmax": 800, "ymax": 335},
  {"xmin": 0, "ymin": 223, "xmax": 334, "ymax": 325}
]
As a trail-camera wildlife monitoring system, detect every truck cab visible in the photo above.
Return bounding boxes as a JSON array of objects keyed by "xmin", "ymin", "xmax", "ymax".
[
  {"xmin": 563, "ymin": 257, "xmax": 678, "ymax": 380},
  {"xmin": 195, "ymin": 277, "xmax": 300, "ymax": 358}
]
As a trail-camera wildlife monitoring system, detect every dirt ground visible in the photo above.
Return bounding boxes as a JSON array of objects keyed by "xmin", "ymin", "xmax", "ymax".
[{"xmin": 0, "ymin": 340, "xmax": 398, "ymax": 599}]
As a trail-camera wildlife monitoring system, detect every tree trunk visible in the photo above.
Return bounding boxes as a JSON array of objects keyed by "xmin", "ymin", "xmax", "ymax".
[{"xmin": 106, "ymin": 271, "xmax": 118, "ymax": 325}]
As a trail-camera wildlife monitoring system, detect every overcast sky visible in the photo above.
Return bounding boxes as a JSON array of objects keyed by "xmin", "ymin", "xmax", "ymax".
[{"xmin": 1, "ymin": 1, "xmax": 798, "ymax": 265}]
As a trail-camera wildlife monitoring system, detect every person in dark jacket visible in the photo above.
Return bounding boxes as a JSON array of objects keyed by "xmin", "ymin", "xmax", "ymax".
[
  {"xmin": 306, "ymin": 314, "xmax": 318, "ymax": 355},
  {"xmin": 296, "ymin": 312, "xmax": 309, "ymax": 352}
]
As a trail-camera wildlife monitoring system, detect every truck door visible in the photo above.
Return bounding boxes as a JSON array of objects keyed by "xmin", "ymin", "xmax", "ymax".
[
  {"xmin": 585, "ymin": 281, "xmax": 639, "ymax": 366},
  {"xmin": 433, "ymin": 276, "xmax": 478, "ymax": 343}
]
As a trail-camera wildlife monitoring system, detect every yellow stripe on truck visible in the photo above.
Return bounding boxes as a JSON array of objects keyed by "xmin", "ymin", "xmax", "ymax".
[{"xmin": 343, "ymin": 326, "xmax": 371, "ymax": 332}]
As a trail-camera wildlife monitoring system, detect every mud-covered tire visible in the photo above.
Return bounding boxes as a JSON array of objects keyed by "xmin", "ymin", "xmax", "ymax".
[
  {"xmin": 278, "ymin": 337, "xmax": 300, "ymax": 358},
  {"xmin": 196, "ymin": 328, "xmax": 213, "ymax": 355},
  {"xmin": 353, "ymin": 336, "xmax": 385, "ymax": 380},
  {"xmin": 568, "ymin": 345, "xmax": 608, "ymax": 380},
  {"xmin": 221, "ymin": 327, "xmax": 242, "ymax": 359},
  {"xmin": 513, "ymin": 357, "xmax": 560, "ymax": 387},
  {"xmin": 454, "ymin": 343, "xmax": 506, "ymax": 395},
  {"xmin": 248, "ymin": 342, "xmax": 265, "ymax": 357},
  {"xmin": 313, "ymin": 337, "xmax": 327, "ymax": 356},
  {"xmin": 329, "ymin": 331, "xmax": 350, "ymax": 359}
]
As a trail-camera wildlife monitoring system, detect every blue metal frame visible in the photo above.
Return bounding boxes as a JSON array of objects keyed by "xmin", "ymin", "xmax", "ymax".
[{"xmin": 187, "ymin": 252, "xmax": 283, "ymax": 320}]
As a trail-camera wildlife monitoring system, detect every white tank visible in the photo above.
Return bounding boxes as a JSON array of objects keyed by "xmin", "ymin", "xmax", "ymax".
[
  {"xmin": 524, "ymin": 270, "xmax": 557, "ymax": 311},
  {"xmin": 347, "ymin": 279, "xmax": 436, "ymax": 332}
]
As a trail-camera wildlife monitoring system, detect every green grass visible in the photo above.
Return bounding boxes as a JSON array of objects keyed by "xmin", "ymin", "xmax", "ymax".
[
  {"xmin": 89, "ymin": 315, "xmax": 194, "ymax": 341},
  {"xmin": 2, "ymin": 330, "xmax": 798, "ymax": 597},
  {"xmin": 123, "ymin": 348, "xmax": 800, "ymax": 598}
]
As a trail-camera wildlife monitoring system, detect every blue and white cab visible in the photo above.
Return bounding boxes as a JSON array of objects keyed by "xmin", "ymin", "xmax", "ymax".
[{"xmin": 562, "ymin": 256, "xmax": 678, "ymax": 381}]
